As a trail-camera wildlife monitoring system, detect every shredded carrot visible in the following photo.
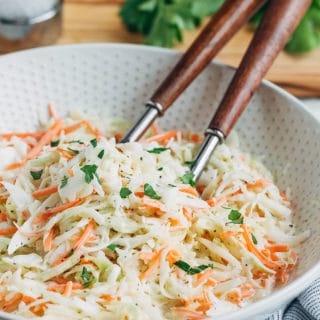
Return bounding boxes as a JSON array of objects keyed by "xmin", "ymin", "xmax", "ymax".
[
  {"xmin": 0, "ymin": 132, "xmax": 44, "ymax": 140},
  {"xmin": 179, "ymin": 187, "xmax": 199, "ymax": 197},
  {"xmin": 48, "ymin": 103, "xmax": 59, "ymax": 122},
  {"xmin": 56, "ymin": 146, "xmax": 74, "ymax": 160},
  {"xmin": 205, "ymin": 278, "xmax": 217, "ymax": 287},
  {"xmin": 140, "ymin": 198, "xmax": 165, "ymax": 215},
  {"xmin": 53, "ymin": 220, "xmax": 94, "ymax": 266},
  {"xmin": 44, "ymin": 227, "xmax": 55, "ymax": 252},
  {"xmin": 226, "ymin": 291, "xmax": 241, "ymax": 306},
  {"xmin": 246, "ymin": 179, "xmax": 272, "ymax": 190},
  {"xmin": 0, "ymin": 213, "xmax": 7, "ymax": 222},
  {"xmin": 267, "ymin": 245, "xmax": 289, "ymax": 253},
  {"xmin": 139, "ymin": 251, "xmax": 157, "ymax": 262},
  {"xmin": 139, "ymin": 248, "xmax": 165, "ymax": 280},
  {"xmin": 64, "ymin": 120, "xmax": 100, "ymax": 139},
  {"xmin": 13, "ymin": 222, "xmax": 41, "ymax": 237},
  {"xmin": 100, "ymin": 294, "xmax": 113, "ymax": 302},
  {"xmin": 5, "ymin": 162, "xmax": 22, "ymax": 171},
  {"xmin": 6, "ymin": 119, "xmax": 62, "ymax": 171},
  {"xmin": 32, "ymin": 185, "xmax": 58, "ymax": 198},
  {"xmin": 168, "ymin": 217, "xmax": 180, "ymax": 227},
  {"xmin": 190, "ymin": 133, "xmax": 201, "ymax": 143},
  {"xmin": 182, "ymin": 207, "xmax": 192, "ymax": 221},
  {"xmin": 1, "ymin": 293, "xmax": 23, "ymax": 312},
  {"xmin": 0, "ymin": 227, "xmax": 17, "ymax": 236},
  {"xmin": 240, "ymin": 283, "xmax": 255, "ymax": 299},
  {"xmin": 206, "ymin": 196, "xmax": 227, "ymax": 208},
  {"xmin": 144, "ymin": 130, "xmax": 180, "ymax": 144},
  {"xmin": 26, "ymin": 120, "xmax": 62, "ymax": 161},
  {"xmin": 241, "ymin": 225, "xmax": 285, "ymax": 271},
  {"xmin": 219, "ymin": 230, "xmax": 242, "ymax": 239},
  {"xmin": 22, "ymin": 295, "xmax": 36, "ymax": 305},
  {"xmin": 47, "ymin": 282, "xmax": 83, "ymax": 293},
  {"xmin": 63, "ymin": 281, "xmax": 73, "ymax": 297},
  {"xmin": 34, "ymin": 198, "xmax": 84, "ymax": 224},
  {"xmin": 193, "ymin": 268, "xmax": 213, "ymax": 287},
  {"xmin": 166, "ymin": 249, "xmax": 180, "ymax": 265},
  {"xmin": 50, "ymin": 277, "xmax": 68, "ymax": 284},
  {"xmin": 134, "ymin": 191, "xmax": 144, "ymax": 198},
  {"xmin": 171, "ymin": 307, "xmax": 207, "ymax": 319},
  {"xmin": 67, "ymin": 168, "xmax": 74, "ymax": 177},
  {"xmin": 0, "ymin": 195, "xmax": 8, "ymax": 202},
  {"xmin": 114, "ymin": 132, "xmax": 122, "ymax": 142}
]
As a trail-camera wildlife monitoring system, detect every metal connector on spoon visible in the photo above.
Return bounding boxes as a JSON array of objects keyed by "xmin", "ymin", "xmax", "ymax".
[{"xmin": 121, "ymin": 101, "xmax": 164, "ymax": 143}]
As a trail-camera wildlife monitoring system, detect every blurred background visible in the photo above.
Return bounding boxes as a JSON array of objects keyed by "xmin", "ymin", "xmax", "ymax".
[{"xmin": 0, "ymin": 0, "xmax": 319, "ymax": 113}]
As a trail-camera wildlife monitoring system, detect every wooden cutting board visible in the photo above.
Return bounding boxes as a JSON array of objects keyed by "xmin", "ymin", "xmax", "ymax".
[{"xmin": 61, "ymin": 0, "xmax": 320, "ymax": 97}]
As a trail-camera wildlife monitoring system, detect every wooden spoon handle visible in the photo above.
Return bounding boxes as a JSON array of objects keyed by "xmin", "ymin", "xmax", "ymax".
[
  {"xmin": 150, "ymin": 0, "xmax": 264, "ymax": 111},
  {"xmin": 209, "ymin": 0, "xmax": 311, "ymax": 137}
]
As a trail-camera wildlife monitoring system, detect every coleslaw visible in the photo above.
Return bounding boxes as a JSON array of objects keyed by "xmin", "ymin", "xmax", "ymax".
[{"xmin": 0, "ymin": 105, "xmax": 308, "ymax": 319}]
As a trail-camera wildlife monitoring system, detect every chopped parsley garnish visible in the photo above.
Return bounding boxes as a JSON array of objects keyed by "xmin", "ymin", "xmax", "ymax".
[
  {"xmin": 81, "ymin": 266, "xmax": 90, "ymax": 281},
  {"xmin": 147, "ymin": 147, "xmax": 169, "ymax": 154},
  {"xmin": 81, "ymin": 164, "xmax": 99, "ymax": 184},
  {"xmin": 81, "ymin": 266, "xmax": 96, "ymax": 288},
  {"xmin": 120, "ymin": 187, "xmax": 132, "ymax": 199},
  {"xmin": 174, "ymin": 260, "xmax": 214, "ymax": 275},
  {"xmin": 66, "ymin": 248, "xmax": 74, "ymax": 257},
  {"xmin": 185, "ymin": 160, "xmax": 195, "ymax": 167},
  {"xmin": 97, "ymin": 149, "xmax": 105, "ymax": 159},
  {"xmin": 68, "ymin": 140, "xmax": 84, "ymax": 144},
  {"xmin": 180, "ymin": 173, "xmax": 196, "ymax": 187},
  {"xmin": 168, "ymin": 184, "xmax": 176, "ymax": 187},
  {"xmin": 83, "ymin": 277, "xmax": 96, "ymax": 288},
  {"xmin": 107, "ymin": 244, "xmax": 118, "ymax": 251},
  {"xmin": 67, "ymin": 147, "xmax": 79, "ymax": 155},
  {"xmin": 30, "ymin": 170, "xmax": 43, "ymax": 180},
  {"xmin": 157, "ymin": 167, "xmax": 163, "ymax": 171},
  {"xmin": 50, "ymin": 140, "xmax": 60, "ymax": 147},
  {"xmin": 60, "ymin": 176, "xmax": 68, "ymax": 188},
  {"xmin": 144, "ymin": 183, "xmax": 161, "ymax": 200},
  {"xmin": 251, "ymin": 233, "xmax": 258, "ymax": 245},
  {"xmin": 227, "ymin": 209, "xmax": 244, "ymax": 225},
  {"xmin": 90, "ymin": 138, "xmax": 97, "ymax": 148}
]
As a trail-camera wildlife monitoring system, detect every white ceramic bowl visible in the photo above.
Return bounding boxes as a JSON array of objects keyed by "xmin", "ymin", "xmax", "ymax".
[{"xmin": 0, "ymin": 44, "xmax": 319, "ymax": 320}]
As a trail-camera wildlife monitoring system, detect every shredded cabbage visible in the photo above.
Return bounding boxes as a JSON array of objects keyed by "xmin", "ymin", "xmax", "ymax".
[{"xmin": 0, "ymin": 110, "xmax": 308, "ymax": 319}]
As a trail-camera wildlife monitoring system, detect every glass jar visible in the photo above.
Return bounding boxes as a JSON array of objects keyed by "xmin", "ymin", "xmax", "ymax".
[{"xmin": 0, "ymin": 0, "xmax": 63, "ymax": 53}]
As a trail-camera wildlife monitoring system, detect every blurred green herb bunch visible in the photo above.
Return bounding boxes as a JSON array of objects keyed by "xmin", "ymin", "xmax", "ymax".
[{"xmin": 120, "ymin": 0, "xmax": 320, "ymax": 54}]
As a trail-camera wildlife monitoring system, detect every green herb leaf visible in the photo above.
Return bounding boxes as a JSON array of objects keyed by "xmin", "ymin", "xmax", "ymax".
[
  {"xmin": 60, "ymin": 176, "xmax": 68, "ymax": 188},
  {"xmin": 66, "ymin": 248, "xmax": 74, "ymax": 258},
  {"xmin": 83, "ymin": 277, "xmax": 96, "ymax": 288},
  {"xmin": 81, "ymin": 164, "xmax": 98, "ymax": 184},
  {"xmin": 97, "ymin": 150, "xmax": 105, "ymax": 159},
  {"xmin": 90, "ymin": 138, "xmax": 97, "ymax": 148},
  {"xmin": 251, "ymin": 233, "xmax": 258, "ymax": 245},
  {"xmin": 120, "ymin": 187, "xmax": 132, "ymax": 199},
  {"xmin": 68, "ymin": 140, "xmax": 84, "ymax": 144},
  {"xmin": 227, "ymin": 209, "xmax": 244, "ymax": 225},
  {"xmin": 147, "ymin": 147, "xmax": 169, "ymax": 154},
  {"xmin": 107, "ymin": 244, "xmax": 118, "ymax": 251},
  {"xmin": 144, "ymin": 183, "xmax": 161, "ymax": 200},
  {"xmin": 157, "ymin": 167, "xmax": 163, "ymax": 171},
  {"xmin": 67, "ymin": 147, "xmax": 79, "ymax": 155},
  {"xmin": 30, "ymin": 170, "xmax": 43, "ymax": 180},
  {"xmin": 174, "ymin": 260, "xmax": 214, "ymax": 275},
  {"xmin": 180, "ymin": 173, "xmax": 196, "ymax": 187},
  {"xmin": 50, "ymin": 140, "xmax": 60, "ymax": 147},
  {"xmin": 185, "ymin": 160, "xmax": 195, "ymax": 167},
  {"xmin": 81, "ymin": 266, "xmax": 90, "ymax": 281},
  {"xmin": 168, "ymin": 184, "xmax": 176, "ymax": 187}
]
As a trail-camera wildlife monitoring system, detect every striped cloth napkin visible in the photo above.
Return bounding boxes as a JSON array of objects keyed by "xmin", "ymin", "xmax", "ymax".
[{"xmin": 265, "ymin": 278, "xmax": 320, "ymax": 320}]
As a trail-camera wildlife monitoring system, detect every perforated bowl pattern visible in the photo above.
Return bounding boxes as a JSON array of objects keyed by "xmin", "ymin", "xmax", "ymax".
[{"xmin": 0, "ymin": 44, "xmax": 319, "ymax": 320}]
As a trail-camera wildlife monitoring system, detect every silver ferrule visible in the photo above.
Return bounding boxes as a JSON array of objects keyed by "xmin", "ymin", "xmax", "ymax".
[
  {"xmin": 121, "ymin": 101, "xmax": 164, "ymax": 143},
  {"xmin": 191, "ymin": 128, "xmax": 224, "ymax": 181}
]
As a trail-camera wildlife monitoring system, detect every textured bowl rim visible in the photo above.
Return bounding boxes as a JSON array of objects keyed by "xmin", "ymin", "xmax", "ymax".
[{"xmin": 0, "ymin": 43, "xmax": 319, "ymax": 320}]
